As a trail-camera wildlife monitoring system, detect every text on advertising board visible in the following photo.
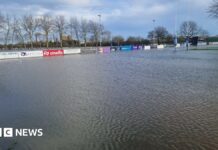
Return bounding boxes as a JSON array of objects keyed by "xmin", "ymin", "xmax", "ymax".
[{"xmin": 43, "ymin": 50, "xmax": 64, "ymax": 57}]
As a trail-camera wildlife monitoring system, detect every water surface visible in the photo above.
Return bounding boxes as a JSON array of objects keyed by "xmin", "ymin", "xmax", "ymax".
[{"xmin": 0, "ymin": 50, "xmax": 218, "ymax": 150}]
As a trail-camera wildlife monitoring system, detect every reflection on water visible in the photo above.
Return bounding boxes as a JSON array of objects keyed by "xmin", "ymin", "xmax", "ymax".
[{"xmin": 0, "ymin": 50, "xmax": 218, "ymax": 150}]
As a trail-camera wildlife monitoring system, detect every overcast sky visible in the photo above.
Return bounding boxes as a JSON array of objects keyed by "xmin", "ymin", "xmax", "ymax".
[{"xmin": 0, "ymin": 0, "xmax": 217, "ymax": 38}]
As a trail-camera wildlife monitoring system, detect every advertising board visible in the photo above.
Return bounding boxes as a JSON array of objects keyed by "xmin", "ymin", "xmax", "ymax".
[
  {"xmin": 133, "ymin": 46, "xmax": 139, "ymax": 50},
  {"xmin": 157, "ymin": 45, "xmax": 164, "ymax": 49},
  {"xmin": 176, "ymin": 44, "xmax": 181, "ymax": 48},
  {"xmin": 64, "ymin": 49, "xmax": 81, "ymax": 55},
  {"xmin": 0, "ymin": 52, "xmax": 19, "ymax": 59},
  {"xmin": 121, "ymin": 45, "xmax": 132, "ymax": 51},
  {"xmin": 43, "ymin": 50, "xmax": 64, "ymax": 57},
  {"xmin": 103, "ymin": 47, "xmax": 111, "ymax": 53},
  {"xmin": 144, "ymin": 46, "xmax": 151, "ymax": 50},
  {"xmin": 99, "ymin": 47, "xmax": 104, "ymax": 53},
  {"xmin": 138, "ymin": 46, "xmax": 143, "ymax": 50},
  {"xmin": 19, "ymin": 51, "xmax": 43, "ymax": 58}
]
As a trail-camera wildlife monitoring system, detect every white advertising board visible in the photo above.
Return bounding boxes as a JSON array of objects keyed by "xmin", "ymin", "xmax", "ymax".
[
  {"xmin": 18, "ymin": 51, "xmax": 43, "ymax": 58},
  {"xmin": 176, "ymin": 44, "xmax": 181, "ymax": 48},
  {"xmin": 144, "ymin": 46, "xmax": 151, "ymax": 50},
  {"xmin": 197, "ymin": 42, "xmax": 207, "ymax": 46},
  {"xmin": 0, "ymin": 54, "xmax": 4, "ymax": 59},
  {"xmin": 209, "ymin": 42, "xmax": 218, "ymax": 45},
  {"xmin": 157, "ymin": 45, "xmax": 164, "ymax": 49},
  {"xmin": 64, "ymin": 48, "xmax": 81, "ymax": 55},
  {"xmin": 0, "ymin": 52, "xmax": 19, "ymax": 59}
]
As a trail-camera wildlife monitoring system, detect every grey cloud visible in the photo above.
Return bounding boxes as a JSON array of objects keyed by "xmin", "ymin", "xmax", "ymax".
[{"xmin": 0, "ymin": 0, "xmax": 65, "ymax": 9}]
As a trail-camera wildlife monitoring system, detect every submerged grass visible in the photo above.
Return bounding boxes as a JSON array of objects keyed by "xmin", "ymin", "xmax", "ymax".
[
  {"xmin": 190, "ymin": 46, "xmax": 218, "ymax": 51},
  {"xmin": 7, "ymin": 141, "xmax": 17, "ymax": 150}
]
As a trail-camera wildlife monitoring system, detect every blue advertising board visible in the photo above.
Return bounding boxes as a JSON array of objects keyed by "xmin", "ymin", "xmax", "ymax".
[{"xmin": 120, "ymin": 45, "xmax": 133, "ymax": 51}]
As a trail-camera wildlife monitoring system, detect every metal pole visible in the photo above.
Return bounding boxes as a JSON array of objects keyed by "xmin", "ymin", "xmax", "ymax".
[
  {"xmin": 174, "ymin": 1, "xmax": 178, "ymax": 51},
  {"xmin": 153, "ymin": 19, "xmax": 156, "ymax": 45},
  {"xmin": 98, "ymin": 14, "xmax": 102, "ymax": 47}
]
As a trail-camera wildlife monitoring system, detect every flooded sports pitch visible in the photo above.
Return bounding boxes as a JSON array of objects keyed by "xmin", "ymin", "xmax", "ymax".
[{"xmin": 0, "ymin": 50, "xmax": 218, "ymax": 150}]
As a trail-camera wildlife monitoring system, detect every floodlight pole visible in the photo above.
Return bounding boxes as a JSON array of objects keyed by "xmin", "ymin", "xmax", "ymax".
[
  {"xmin": 98, "ymin": 14, "xmax": 102, "ymax": 47},
  {"xmin": 152, "ymin": 19, "xmax": 156, "ymax": 45},
  {"xmin": 174, "ymin": 0, "xmax": 178, "ymax": 51}
]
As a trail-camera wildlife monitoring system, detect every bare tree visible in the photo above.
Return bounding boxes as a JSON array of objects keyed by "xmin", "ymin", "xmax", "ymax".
[
  {"xmin": 34, "ymin": 32, "xmax": 43, "ymax": 48},
  {"xmin": 54, "ymin": 15, "xmax": 66, "ymax": 48},
  {"xmin": 2, "ymin": 14, "xmax": 12, "ymax": 49},
  {"xmin": 180, "ymin": 21, "xmax": 198, "ymax": 38},
  {"xmin": 11, "ymin": 16, "xmax": 15, "ymax": 48},
  {"xmin": 0, "ymin": 12, "xmax": 4, "ymax": 29},
  {"xmin": 126, "ymin": 36, "xmax": 144, "ymax": 45},
  {"xmin": 12, "ymin": 17, "xmax": 26, "ymax": 48},
  {"xmin": 147, "ymin": 30, "xmax": 155, "ymax": 41},
  {"xmin": 40, "ymin": 15, "xmax": 53, "ymax": 48},
  {"xmin": 102, "ymin": 30, "xmax": 111, "ymax": 43},
  {"xmin": 198, "ymin": 28, "xmax": 209, "ymax": 38},
  {"xmin": 0, "ymin": 12, "xmax": 5, "ymax": 46},
  {"xmin": 154, "ymin": 26, "xmax": 169, "ymax": 44},
  {"xmin": 68, "ymin": 17, "xmax": 80, "ymax": 46},
  {"xmin": 112, "ymin": 35, "xmax": 124, "ymax": 46},
  {"xmin": 147, "ymin": 26, "xmax": 169, "ymax": 44},
  {"xmin": 89, "ymin": 20, "xmax": 100, "ymax": 46},
  {"xmin": 80, "ymin": 19, "xmax": 89, "ymax": 47},
  {"xmin": 165, "ymin": 34, "xmax": 174, "ymax": 44},
  {"xmin": 208, "ymin": 0, "xmax": 218, "ymax": 18},
  {"xmin": 21, "ymin": 15, "xmax": 39, "ymax": 48}
]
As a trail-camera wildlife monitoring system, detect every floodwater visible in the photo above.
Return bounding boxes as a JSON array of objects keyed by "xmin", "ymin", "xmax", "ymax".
[{"xmin": 0, "ymin": 50, "xmax": 218, "ymax": 150}]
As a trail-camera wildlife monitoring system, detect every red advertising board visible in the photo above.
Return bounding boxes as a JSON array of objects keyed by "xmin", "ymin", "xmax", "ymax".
[{"xmin": 43, "ymin": 50, "xmax": 64, "ymax": 57}]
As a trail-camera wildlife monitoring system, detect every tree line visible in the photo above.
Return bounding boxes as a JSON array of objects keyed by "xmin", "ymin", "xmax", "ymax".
[
  {"xmin": 0, "ymin": 13, "xmax": 112, "ymax": 49},
  {"xmin": 0, "ymin": 12, "xmax": 211, "ymax": 49},
  {"xmin": 147, "ymin": 21, "xmax": 209, "ymax": 45},
  {"xmin": 112, "ymin": 0, "xmax": 218, "ymax": 47},
  {"xmin": 145, "ymin": 0, "xmax": 218, "ymax": 46},
  {"xmin": 111, "ymin": 21, "xmax": 209, "ymax": 47}
]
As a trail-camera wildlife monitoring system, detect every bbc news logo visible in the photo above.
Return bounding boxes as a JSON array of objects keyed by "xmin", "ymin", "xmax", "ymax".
[
  {"xmin": 0, "ymin": 128, "xmax": 43, "ymax": 138},
  {"xmin": 0, "ymin": 128, "xmax": 13, "ymax": 137}
]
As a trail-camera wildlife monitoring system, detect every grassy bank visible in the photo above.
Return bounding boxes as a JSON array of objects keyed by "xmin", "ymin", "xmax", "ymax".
[{"xmin": 190, "ymin": 46, "xmax": 218, "ymax": 51}]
